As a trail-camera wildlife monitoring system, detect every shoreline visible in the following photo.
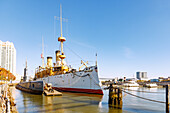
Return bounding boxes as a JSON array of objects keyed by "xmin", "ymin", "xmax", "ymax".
[{"xmin": 0, "ymin": 84, "xmax": 18, "ymax": 113}]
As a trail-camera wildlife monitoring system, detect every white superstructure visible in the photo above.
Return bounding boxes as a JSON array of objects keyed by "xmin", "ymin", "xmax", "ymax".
[{"xmin": 0, "ymin": 40, "xmax": 16, "ymax": 75}]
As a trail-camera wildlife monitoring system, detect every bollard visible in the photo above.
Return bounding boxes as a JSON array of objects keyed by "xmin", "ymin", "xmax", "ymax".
[
  {"xmin": 166, "ymin": 85, "xmax": 169, "ymax": 113},
  {"xmin": 108, "ymin": 84, "xmax": 122, "ymax": 109}
]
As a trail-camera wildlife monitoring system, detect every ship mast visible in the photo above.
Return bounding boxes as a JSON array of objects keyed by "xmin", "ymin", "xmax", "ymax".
[
  {"xmin": 60, "ymin": 4, "xmax": 63, "ymax": 38},
  {"xmin": 96, "ymin": 53, "xmax": 97, "ymax": 66},
  {"xmin": 26, "ymin": 57, "xmax": 27, "ymax": 69},
  {"xmin": 23, "ymin": 58, "xmax": 27, "ymax": 82},
  {"xmin": 42, "ymin": 36, "xmax": 45, "ymax": 68},
  {"xmin": 58, "ymin": 4, "xmax": 66, "ymax": 69}
]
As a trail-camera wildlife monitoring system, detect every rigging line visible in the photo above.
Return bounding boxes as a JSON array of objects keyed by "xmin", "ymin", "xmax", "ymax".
[
  {"xmin": 59, "ymin": 42, "xmax": 61, "ymax": 51},
  {"xmin": 63, "ymin": 45, "xmax": 69, "ymax": 65},
  {"xmin": 62, "ymin": 71, "xmax": 94, "ymax": 87},
  {"xmin": 64, "ymin": 44, "xmax": 86, "ymax": 62},
  {"xmin": 89, "ymin": 72, "xmax": 100, "ymax": 86},
  {"xmin": 122, "ymin": 88, "xmax": 165, "ymax": 93},
  {"xmin": 54, "ymin": 16, "xmax": 56, "ymax": 40},
  {"xmin": 122, "ymin": 90, "xmax": 165, "ymax": 104},
  {"xmin": 66, "ymin": 17, "xmax": 69, "ymax": 41},
  {"xmin": 60, "ymin": 71, "xmax": 87, "ymax": 87}
]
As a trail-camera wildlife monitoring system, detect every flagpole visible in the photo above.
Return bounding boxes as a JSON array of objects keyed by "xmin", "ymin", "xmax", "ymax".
[{"xmin": 96, "ymin": 53, "xmax": 97, "ymax": 66}]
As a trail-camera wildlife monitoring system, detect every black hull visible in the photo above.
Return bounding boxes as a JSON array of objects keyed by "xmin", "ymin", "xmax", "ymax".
[
  {"xmin": 16, "ymin": 83, "xmax": 44, "ymax": 94},
  {"xmin": 16, "ymin": 84, "xmax": 43, "ymax": 94}
]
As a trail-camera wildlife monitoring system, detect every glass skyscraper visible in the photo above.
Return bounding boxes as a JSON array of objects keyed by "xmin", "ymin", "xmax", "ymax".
[
  {"xmin": 0, "ymin": 40, "xmax": 16, "ymax": 75},
  {"xmin": 136, "ymin": 72, "xmax": 147, "ymax": 80}
]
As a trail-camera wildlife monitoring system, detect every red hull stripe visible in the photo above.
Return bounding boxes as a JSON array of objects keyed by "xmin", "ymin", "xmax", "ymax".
[{"xmin": 53, "ymin": 87, "xmax": 103, "ymax": 95}]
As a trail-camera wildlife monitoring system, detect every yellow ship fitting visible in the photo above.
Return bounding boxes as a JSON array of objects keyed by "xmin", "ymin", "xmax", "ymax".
[
  {"xmin": 58, "ymin": 37, "xmax": 66, "ymax": 66},
  {"xmin": 59, "ymin": 54, "xmax": 66, "ymax": 59},
  {"xmin": 55, "ymin": 50, "xmax": 61, "ymax": 62},
  {"xmin": 61, "ymin": 65, "xmax": 69, "ymax": 72},
  {"xmin": 60, "ymin": 41, "xmax": 64, "ymax": 54},
  {"xmin": 50, "ymin": 67, "xmax": 53, "ymax": 76},
  {"xmin": 47, "ymin": 57, "xmax": 53, "ymax": 67},
  {"xmin": 79, "ymin": 60, "xmax": 88, "ymax": 71},
  {"xmin": 57, "ymin": 4, "xmax": 68, "ymax": 72},
  {"xmin": 58, "ymin": 37, "xmax": 66, "ymax": 42}
]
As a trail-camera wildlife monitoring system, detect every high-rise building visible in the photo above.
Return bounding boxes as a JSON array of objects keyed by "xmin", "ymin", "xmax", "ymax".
[
  {"xmin": 136, "ymin": 72, "xmax": 147, "ymax": 80},
  {"xmin": 0, "ymin": 40, "xmax": 16, "ymax": 75}
]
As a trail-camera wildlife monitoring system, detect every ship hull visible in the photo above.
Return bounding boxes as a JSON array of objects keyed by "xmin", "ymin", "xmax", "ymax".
[
  {"xmin": 37, "ymin": 66, "xmax": 103, "ymax": 95},
  {"xmin": 16, "ymin": 81, "xmax": 44, "ymax": 94},
  {"xmin": 53, "ymin": 87, "xmax": 103, "ymax": 95}
]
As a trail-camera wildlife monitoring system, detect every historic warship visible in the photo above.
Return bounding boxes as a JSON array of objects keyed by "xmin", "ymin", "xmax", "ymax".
[{"xmin": 34, "ymin": 5, "xmax": 103, "ymax": 95}]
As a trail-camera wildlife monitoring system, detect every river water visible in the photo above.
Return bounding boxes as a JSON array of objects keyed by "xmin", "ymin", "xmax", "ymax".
[{"xmin": 10, "ymin": 87, "xmax": 166, "ymax": 113}]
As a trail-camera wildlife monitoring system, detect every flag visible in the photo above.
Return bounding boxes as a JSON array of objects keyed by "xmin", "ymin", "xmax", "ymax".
[{"xmin": 41, "ymin": 53, "xmax": 43, "ymax": 58}]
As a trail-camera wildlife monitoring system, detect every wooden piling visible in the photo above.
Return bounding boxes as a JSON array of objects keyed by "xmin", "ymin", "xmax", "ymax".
[
  {"xmin": 118, "ymin": 88, "xmax": 122, "ymax": 105},
  {"xmin": 109, "ymin": 84, "xmax": 113, "ymax": 105},
  {"xmin": 166, "ymin": 85, "xmax": 169, "ymax": 113},
  {"xmin": 108, "ymin": 84, "xmax": 122, "ymax": 109}
]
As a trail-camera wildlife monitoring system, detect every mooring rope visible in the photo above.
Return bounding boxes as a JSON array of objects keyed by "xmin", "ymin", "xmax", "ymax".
[
  {"xmin": 103, "ymin": 86, "xmax": 165, "ymax": 93},
  {"xmin": 122, "ymin": 88, "xmax": 165, "ymax": 93},
  {"xmin": 64, "ymin": 44, "xmax": 86, "ymax": 62},
  {"xmin": 122, "ymin": 90, "xmax": 165, "ymax": 104},
  {"xmin": 89, "ymin": 73, "xmax": 100, "ymax": 86}
]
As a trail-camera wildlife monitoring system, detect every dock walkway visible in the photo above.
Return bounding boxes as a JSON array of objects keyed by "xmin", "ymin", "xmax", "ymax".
[
  {"xmin": 0, "ymin": 84, "xmax": 18, "ymax": 113},
  {"xmin": 44, "ymin": 89, "xmax": 62, "ymax": 96}
]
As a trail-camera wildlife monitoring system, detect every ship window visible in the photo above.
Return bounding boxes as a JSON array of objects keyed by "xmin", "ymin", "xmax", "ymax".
[{"xmin": 32, "ymin": 84, "xmax": 34, "ymax": 88}]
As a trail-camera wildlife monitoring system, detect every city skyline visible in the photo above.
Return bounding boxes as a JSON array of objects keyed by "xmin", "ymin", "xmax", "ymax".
[{"xmin": 1, "ymin": 0, "xmax": 170, "ymax": 78}]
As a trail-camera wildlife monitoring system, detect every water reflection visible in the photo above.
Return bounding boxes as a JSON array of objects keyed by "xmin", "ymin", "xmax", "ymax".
[
  {"xmin": 11, "ymin": 86, "xmax": 166, "ymax": 113},
  {"xmin": 13, "ymin": 87, "xmax": 108, "ymax": 113}
]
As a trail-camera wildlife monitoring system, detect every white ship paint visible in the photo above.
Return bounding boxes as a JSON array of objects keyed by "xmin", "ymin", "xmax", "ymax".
[{"xmin": 36, "ymin": 66, "xmax": 103, "ymax": 94}]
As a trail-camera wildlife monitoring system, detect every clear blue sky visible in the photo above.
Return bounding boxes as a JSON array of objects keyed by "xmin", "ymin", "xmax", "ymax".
[{"xmin": 0, "ymin": 0, "xmax": 170, "ymax": 79}]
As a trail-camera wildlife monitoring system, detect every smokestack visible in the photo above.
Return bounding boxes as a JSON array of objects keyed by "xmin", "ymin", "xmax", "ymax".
[
  {"xmin": 47, "ymin": 57, "xmax": 53, "ymax": 67},
  {"xmin": 55, "ymin": 50, "xmax": 61, "ymax": 62}
]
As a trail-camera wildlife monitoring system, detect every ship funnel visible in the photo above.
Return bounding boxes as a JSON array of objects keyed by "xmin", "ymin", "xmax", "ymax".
[
  {"xmin": 47, "ymin": 57, "xmax": 53, "ymax": 67},
  {"xmin": 55, "ymin": 50, "xmax": 61, "ymax": 67},
  {"xmin": 55, "ymin": 50, "xmax": 61, "ymax": 62}
]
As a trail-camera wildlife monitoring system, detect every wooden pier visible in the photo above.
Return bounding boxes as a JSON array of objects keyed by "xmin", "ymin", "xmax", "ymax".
[
  {"xmin": 108, "ymin": 84, "xmax": 122, "ymax": 109},
  {"xmin": 44, "ymin": 83, "xmax": 62, "ymax": 96},
  {"xmin": 44, "ymin": 89, "xmax": 62, "ymax": 96}
]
